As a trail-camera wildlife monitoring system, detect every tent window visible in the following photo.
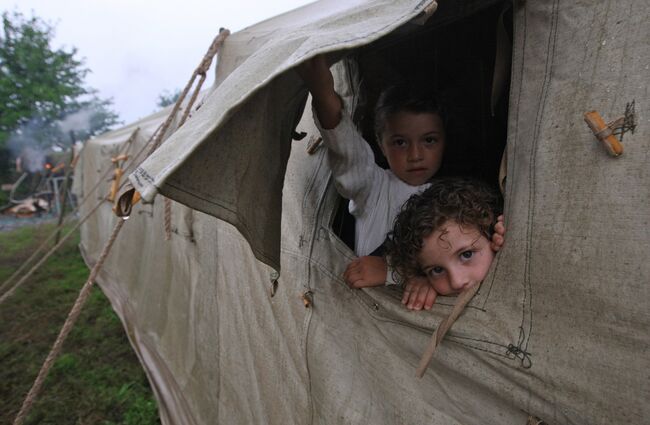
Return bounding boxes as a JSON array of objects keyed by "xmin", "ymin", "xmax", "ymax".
[{"xmin": 331, "ymin": 2, "xmax": 512, "ymax": 252}]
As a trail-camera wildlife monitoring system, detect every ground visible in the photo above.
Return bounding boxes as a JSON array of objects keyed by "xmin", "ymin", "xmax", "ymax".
[{"xmin": 0, "ymin": 221, "xmax": 160, "ymax": 424}]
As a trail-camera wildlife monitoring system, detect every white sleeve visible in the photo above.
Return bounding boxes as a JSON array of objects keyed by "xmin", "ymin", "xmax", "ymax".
[
  {"xmin": 315, "ymin": 112, "xmax": 382, "ymax": 216},
  {"xmin": 385, "ymin": 265, "xmax": 403, "ymax": 286}
]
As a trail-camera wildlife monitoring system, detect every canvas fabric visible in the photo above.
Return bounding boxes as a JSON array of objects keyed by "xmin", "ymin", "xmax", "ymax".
[{"xmin": 75, "ymin": 1, "xmax": 649, "ymax": 424}]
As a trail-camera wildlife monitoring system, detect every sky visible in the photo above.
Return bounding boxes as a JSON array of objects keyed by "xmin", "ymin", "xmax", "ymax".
[{"xmin": 1, "ymin": 0, "xmax": 313, "ymax": 125}]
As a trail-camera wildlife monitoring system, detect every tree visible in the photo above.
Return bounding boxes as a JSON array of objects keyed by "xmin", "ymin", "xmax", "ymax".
[
  {"xmin": 0, "ymin": 11, "xmax": 121, "ymax": 180},
  {"xmin": 0, "ymin": 11, "xmax": 121, "ymax": 146},
  {"xmin": 156, "ymin": 89, "xmax": 181, "ymax": 109}
]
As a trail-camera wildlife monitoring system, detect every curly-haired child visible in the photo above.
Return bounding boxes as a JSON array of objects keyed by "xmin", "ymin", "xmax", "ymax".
[{"xmin": 385, "ymin": 177, "xmax": 503, "ymax": 302}]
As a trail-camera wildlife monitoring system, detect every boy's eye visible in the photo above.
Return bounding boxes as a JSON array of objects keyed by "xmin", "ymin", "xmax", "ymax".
[
  {"xmin": 423, "ymin": 136, "xmax": 437, "ymax": 145},
  {"xmin": 460, "ymin": 250, "xmax": 474, "ymax": 261},
  {"xmin": 392, "ymin": 138, "xmax": 407, "ymax": 147}
]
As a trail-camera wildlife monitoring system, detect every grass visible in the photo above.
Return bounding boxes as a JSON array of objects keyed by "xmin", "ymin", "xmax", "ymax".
[{"xmin": 0, "ymin": 222, "xmax": 160, "ymax": 424}]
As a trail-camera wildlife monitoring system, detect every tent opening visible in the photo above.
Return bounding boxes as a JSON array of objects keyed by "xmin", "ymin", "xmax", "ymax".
[{"xmin": 331, "ymin": 1, "xmax": 512, "ymax": 251}]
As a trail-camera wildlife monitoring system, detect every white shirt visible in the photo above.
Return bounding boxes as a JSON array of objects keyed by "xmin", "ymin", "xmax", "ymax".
[{"xmin": 316, "ymin": 113, "xmax": 429, "ymax": 256}]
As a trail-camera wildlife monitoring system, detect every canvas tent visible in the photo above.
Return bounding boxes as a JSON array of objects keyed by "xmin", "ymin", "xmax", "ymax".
[{"xmin": 74, "ymin": 0, "xmax": 649, "ymax": 424}]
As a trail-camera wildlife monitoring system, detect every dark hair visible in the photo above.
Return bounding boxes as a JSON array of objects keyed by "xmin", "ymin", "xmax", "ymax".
[
  {"xmin": 373, "ymin": 84, "xmax": 446, "ymax": 142},
  {"xmin": 385, "ymin": 177, "xmax": 502, "ymax": 281}
]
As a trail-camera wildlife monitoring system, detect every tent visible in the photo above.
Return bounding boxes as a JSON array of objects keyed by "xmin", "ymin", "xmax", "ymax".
[{"xmin": 74, "ymin": 0, "xmax": 649, "ymax": 423}]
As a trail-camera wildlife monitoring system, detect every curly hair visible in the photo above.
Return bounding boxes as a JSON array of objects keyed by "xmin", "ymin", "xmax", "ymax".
[{"xmin": 385, "ymin": 177, "xmax": 502, "ymax": 281}]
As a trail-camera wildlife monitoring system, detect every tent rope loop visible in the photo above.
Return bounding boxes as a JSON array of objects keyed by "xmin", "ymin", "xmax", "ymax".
[
  {"xmin": 157, "ymin": 28, "xmax": 230, "ymax": 240},
  {"xmin": 505, "ymin": 344, "xmax": 532, "ymax": 369}
]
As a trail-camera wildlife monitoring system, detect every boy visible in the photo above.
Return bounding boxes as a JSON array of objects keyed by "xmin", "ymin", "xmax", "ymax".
[
  {"xmin": 298, "ymin": 55, "xmax": 445, "ymax": 284},
  {"xmin": 385, "ymin": 177, "xmax": 502, "ymax": 299}
]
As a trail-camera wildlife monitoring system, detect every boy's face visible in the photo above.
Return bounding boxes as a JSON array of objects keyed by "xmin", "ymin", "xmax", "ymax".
[
  {"xmin": 417, "ymin": 220, "xmax": 494, "ymax": 296},
  {"xmin": 379, "ymin": 111, "xmax": 445, "ymax": 186}
]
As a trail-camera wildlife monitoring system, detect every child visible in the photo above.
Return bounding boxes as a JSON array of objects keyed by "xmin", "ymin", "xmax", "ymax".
[
  {"xmin": 298, "ymin": 55, "xmax": 446, "ymax": 284},
  {"xmin": 385, "ymin": 177, "xmax": 502, "ymax": 302}
]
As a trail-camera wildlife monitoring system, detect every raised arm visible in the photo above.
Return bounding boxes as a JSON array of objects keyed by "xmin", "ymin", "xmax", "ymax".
[{"xmin": 296, "ymin": 54, "xmax": 342, "ymax": 129}]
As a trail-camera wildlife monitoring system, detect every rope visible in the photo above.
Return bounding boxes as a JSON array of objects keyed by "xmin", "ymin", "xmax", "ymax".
[
  {"xmin": 0, "ymin": 128, "xmax": 139, "ymax": 296},
  {"xmin": 150, "ymin": 29, "xmax": 229, "ymax": 155},
  {"xmin": 0, "ymin": 200, "xmax": 104, "ymax": 305},
  {"xmin": 12, "ymin": 219, "xmax": 124, "ymax": 425},
  {"xmin": 159, "ymin": 29, "xmax": 230, "ymax": 240},
  {"xmin": 178, "ymin": 72, "xmax": 206, "ymax": 126},
  {"xmin": 11, "ymin": 28, "xmax": 231, "ymax": 424}
]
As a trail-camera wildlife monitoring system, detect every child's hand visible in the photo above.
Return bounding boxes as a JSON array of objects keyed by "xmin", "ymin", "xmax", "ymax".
[
  {"xmin": 296, "ymin": 54, "xmax": 341, "ymax": 129},
  {"xmin": 343, "ymin": 256, "xmax": 387, "ymax": 288},
  {"xmin": 490, "ymin": 214, "xmax": 506, "ymax": 252},
  {"xmin": 402, "ymin": 276, "xmax": 438, "ymax": 310},
  {"xmin": 296, "ymin": 55, "xmax": 333, "ymax": 97}
]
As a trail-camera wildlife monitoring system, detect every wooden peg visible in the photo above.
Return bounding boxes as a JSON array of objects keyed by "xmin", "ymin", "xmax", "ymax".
[{"xmin": 584, "ymin": 111, "xmax": 623, "ymax": 157}]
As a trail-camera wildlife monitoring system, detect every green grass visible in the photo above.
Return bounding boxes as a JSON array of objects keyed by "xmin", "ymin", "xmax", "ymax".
[{"xmin": 0, "ymin": 222, "xmax": 160, "ymax": 424}]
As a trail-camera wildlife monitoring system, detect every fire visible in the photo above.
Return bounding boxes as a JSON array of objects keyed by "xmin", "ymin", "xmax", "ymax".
[{"xmin": 51, "ymin": 162, "xmax": 65, "ymax": 173}]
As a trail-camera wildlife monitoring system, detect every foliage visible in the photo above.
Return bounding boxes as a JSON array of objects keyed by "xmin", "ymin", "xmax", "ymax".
[
  {"xmin": 0, "ymin": 223, "xmax": 160, "ymax": 424},
  {"xmin": 0, "ymin": 11, "xmax": 121, "ymax": 151},
  {"xmin": 156, "ymin": 89, "xmax": 181, "ymax": 109}
]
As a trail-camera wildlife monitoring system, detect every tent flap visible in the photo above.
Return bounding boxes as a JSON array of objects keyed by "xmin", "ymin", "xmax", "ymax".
[{"xmin": 129, "ymin": 0, "xmax": 437, "ymax": 271}]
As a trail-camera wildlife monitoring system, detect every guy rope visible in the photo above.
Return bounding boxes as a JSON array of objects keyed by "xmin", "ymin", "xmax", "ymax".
[{"xmin": 10, "ymin": 29, "xmax": 230, "ymax": 425}]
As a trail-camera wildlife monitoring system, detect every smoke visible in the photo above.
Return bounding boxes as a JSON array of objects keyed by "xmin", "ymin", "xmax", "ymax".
[
  {"xmin": 18, "ymin": 146, "xmax": 46, "ymax": 173},
  {"xmin": 7, "ymin": 106, "xmax": 97, "ymax": 173},
  {"xmin": 6, "ymin": 118, "xmax": 52, "ymax": 173},
  {"xmin": 57, "ymin": 108, "xmax": 95, "ymax": 135}
]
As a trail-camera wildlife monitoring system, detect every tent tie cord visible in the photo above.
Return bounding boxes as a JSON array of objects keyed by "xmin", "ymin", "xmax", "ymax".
[{"xmin": 416, "ymin": 283, "xmax": 480, "ymax": 378}]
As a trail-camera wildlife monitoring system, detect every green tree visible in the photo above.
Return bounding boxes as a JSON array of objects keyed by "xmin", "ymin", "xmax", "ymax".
[
  {"xmin": 0, "ymin": 11, "xmax": 87, "ymax": 147},
  {"xmin": 156, "ymin": 89, "xmax": 181, "ymax": 109},
  {"xmin": 0, "ymin": 11, "xmax": 121, "ymax": 181}
]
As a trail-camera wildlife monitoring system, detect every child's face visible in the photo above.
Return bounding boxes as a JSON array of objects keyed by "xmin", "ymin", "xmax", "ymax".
[
  {"xmin": 417, "ymin": 220, "xmax": 495, "ymax": 296},
  {"xmin": 379, "ymin": 111, "xmax": 445, "ymax": 186}
]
